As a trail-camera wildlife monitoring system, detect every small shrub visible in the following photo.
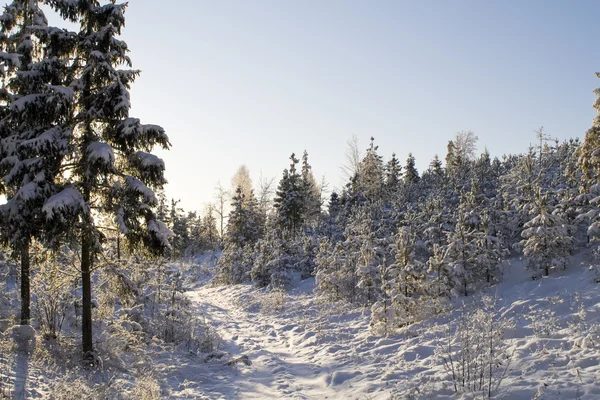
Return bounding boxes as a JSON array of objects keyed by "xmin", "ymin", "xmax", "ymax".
[
  {"xmin": 436, "ymin": 296, "xmax": 513, "ymax": 399},
  {"xmin": 526, "ymin": 305, "xmax": 559, "ymax": 338},
  {"xmin": 129, "ymin": 375, "xmax": 161, "ymax": 400},
  {"xmin": 49, "ymin": 376, "xmax": 95, "ymax": 400},
  {"xmin": 32, "ymin": 256, "xmax": 77, "ymax": 340},
  {"xmin": 260, "ymin": 288, "xmax": 286, "ymax": 314}
]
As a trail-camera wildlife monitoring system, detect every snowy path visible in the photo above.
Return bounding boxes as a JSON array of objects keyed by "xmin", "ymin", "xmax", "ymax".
[
  {"xmin": 185, "ymin": 280, "xmax": 399, "ymax": 400},
  {"xmin": 181, "ymin": 261, "xmax": 600, "ymax": 400},
  {"xmin": 188, "ymin": 286, "xmax": 356, "ymax": 399}
]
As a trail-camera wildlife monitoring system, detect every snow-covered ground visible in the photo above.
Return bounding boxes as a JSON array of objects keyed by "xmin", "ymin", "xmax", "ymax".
[
  {"xmin": 3, "ymin": 254, "xmax": 600, "ymax": 399},
  {"xmin": 178, "ymin": 254, "xmax": 600, "ymax": 399}
]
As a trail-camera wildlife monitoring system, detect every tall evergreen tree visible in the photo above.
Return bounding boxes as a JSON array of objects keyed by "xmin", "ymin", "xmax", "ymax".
[
  {"xmin": 356, "ymin": 137, "xmax": 384, "ymax": 199},
  {"xmin": 520, "ymin": 193, "xmax": 573, "ymax": 277},
  {"xmin": 274, "ymin": 153, "xmax": 304, "ymax": 236},
  {"xmin": 42, "ymin": 0, "xmax": 170, "ymax": 360},
  {"xmin": 384, "ymin": 152, "xmax": 402, "ymax": 196},
  {"xmin": 404, "ymin": 153, "xmax": 420, "ymax": 184},
  {"xmin": 300, "ymin": 150, "xmax": 321, "ymax": 226},
  {"xmin": 429, "ymin": 154, "xmax": 443, "ymax": 176},
  {"xmin": 226, "ymin": 186, "xmax": 261, "ymax": 247},
  {"xmin": 0, "ymin": 0, "xmax": 76, "ymax": 325}
]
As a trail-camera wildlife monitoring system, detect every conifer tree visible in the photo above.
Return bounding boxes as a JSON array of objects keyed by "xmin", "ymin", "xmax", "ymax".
[
  {"xmin": 356, "ymin": 137, "xmax": 384, "ymax": 199},
  {"xmin": 201, "ymin": 206, "xmax": 219, "ymax": 250},
  {"xmin": 0, "ymin": 0, "xmax": 76, "ymax": 325},
  {"xmin": 429, "ymin": 154, "xmax": 443, "ymax": 176},
  {"xmin": 42, "ymin": 0, "xmax": 170, "ymax": 360},
  {"xmin": 169, "ymin": 199, "xmax": 189, "ymax": 258},
  {"xmin": 443, "ymin": 218, "xmax": 479, "ymax": 296},
  {"xmin": 520, "ymin": 193, "xmax": 573, "ymax": 277},
  {"xmin": 404, "ymin": 153, "xmax": 420, "ymax": 184},
  {"xmin": 226, "ymin": 186, "xmax": 261, "ymax": 247},
  {"xmin": 384, "ymin": 152, "xmax": 402, "ymax": 197},
  {"xmin": 300, "ymin": 150, "xmax": 321, "ymax": 226},
  {"xmin": 388, "ymin": 226, "xmax": 426, "ymax": 322},
  {"xmin": 274, "ymin": 153, "xmax": 304, "ymax": 236},
  {"xmin": 577, "ymin": 74, "xmax": 600, "ymax": 244}
]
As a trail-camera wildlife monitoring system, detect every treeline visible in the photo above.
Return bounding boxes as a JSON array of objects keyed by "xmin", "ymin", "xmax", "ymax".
[{"xmin": 216, "ymin": 110, "xmax": 600, "ymax": 328}]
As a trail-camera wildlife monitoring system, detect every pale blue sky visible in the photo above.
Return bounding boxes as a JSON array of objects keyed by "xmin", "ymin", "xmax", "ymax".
[{"xmin": 17, "ymin": 1, "xmax": 600, "ymax": 209}]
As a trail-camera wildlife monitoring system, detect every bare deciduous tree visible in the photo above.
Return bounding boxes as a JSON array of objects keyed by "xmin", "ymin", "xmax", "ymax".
[
  {"xmin": 341, "ymin": 134, "xmax": 363, "ymax": 180},
  {"xmin": 231, "ymin": 165, "xmax": 253, "ymax": 200},
  {"xmin": 213, "ymin": 182, "xmax": 229, "ymax": 244},
  {"xmin": 454, "ymin": 130, "xmax": 479, "ymax": 161}
]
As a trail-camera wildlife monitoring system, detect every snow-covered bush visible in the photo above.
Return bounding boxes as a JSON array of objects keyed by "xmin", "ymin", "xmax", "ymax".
[
  {"xmin": 315, "ymin": 239, "xmax": 359, "ymax": 303},
  {"xmin": 129, "ymin": 375, "xmax": 161, "ymax": 400},
  {"xmin": 526, "ymin": 305, "xmax": 559, "ymax": 338},
  {"xmin": 99, "ymin": 258, "xmax": 221, "ymax": 354},
  {"xmin": 520, "ymin": 201, "xmax": 573, "ymax": 277},
  {"xmin": 32, "ymin": 256, "xmax": 77, "ymax": 340},
  {"xmin": 260, "ymin": 288, "xmax": 286, "ymax": 314},
  {"xmin": 215, "ymin": 243, "xmax": 254, "ymax": 285},
  {"xmin": 49, "ymin": 376, "xmax": 96, "ymax": 400},
  {"xmin": 437, "ymin": 296, "xmax": 513, "ymax": 398}
]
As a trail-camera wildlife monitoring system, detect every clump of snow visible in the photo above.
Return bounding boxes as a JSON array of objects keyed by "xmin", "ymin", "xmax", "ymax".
[
  {"xmin": 148, "ymin": 219, "xmax": 173, "ymax": 249},
  {"xmin": 133, "ymin": 151, "xmax": 164, "ymax": 169},
  {"xmin": 114, "ymin": 207, "xmax": 129, "ymax": 234},
  {"xmin": 47, "ymin": 84, "xmax": 74, "ymax": 99},
  {"xmin": 42, "ymin": 187, "xmax": 85, "ymax": 219},
  {"xmin": 20, "ymin": 126, "xmax": 71, "ymax": 153},
  {"xmin": 125, "ymin": 176, "xmax": 157, "ymax": 204},
  {"xmin": 11, "ymin": 94, "xmax": 42, "ymax": 111},
  {"xmin": 87, "ymin": 141, "xmax": 115, "ymax": 167},
  {"xmin": 13, "ymin": 181, "xmax": 39, "ymax": 202}
]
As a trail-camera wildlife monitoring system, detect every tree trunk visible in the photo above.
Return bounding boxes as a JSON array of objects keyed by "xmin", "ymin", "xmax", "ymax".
[
  {"xmin": 116, "ymin": 234, "xmax": 121, "ymax": 261},
  {"xmin": 20, "ymin": 244, "xmax": 30, "ymax": 325},
  {"xmin": 81, "ymin": 228, "xmax": 94, "ymax": 360}
]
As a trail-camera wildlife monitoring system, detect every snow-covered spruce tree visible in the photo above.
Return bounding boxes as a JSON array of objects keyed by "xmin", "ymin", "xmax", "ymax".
[
  {"xmin": 499, "ymin": 150, "xmax": 538, "ymax": 245},
  {"xmin": 168, "ymin": 198, "xmax": 189, "ymax": 258},
  {"xmin": 355, "ymin": 137, "xmax": 384, "ymax": 201},
  {"xmin": 443, "ymin": 216, "xmax": 479, "ymax": 297},
  {"xmin": 475, "ymin": 211, "xmax": 507, "ymax": 285},
  {"xmin": 0, "ymin": 0, "xmax": 76, "ymax": 325},
  {"xmin": 349, "ymin": 201, "xmax": 396, "ymax": 305},
  {"xmin": 520, "ymin": 192, "xmax": 573, "ymax": 277},
  {"xmin": 427, "ymin": 244, "xmax": 452, "ymax": 298},
  {"xmin": 273, "ymin": 153, "xmax": 305, "ymax": 237},
  {"xmin": 200, "ymin": 206, "xmax": 220, "ymax": 251},
  {"xmin": 321, "ymin": 191, "xmax": 344, "ymax": 240},
  {"xmin": 315, "ymin": 238, "xmax": 359, "ymax": 302},
  {"xmin": 377, "ymin": 226, "xmax": 427, "ymax": 327},
  {"xmin": 251, "ymin": 231, "xmax": 293, "ymax": 288},
  {"xmin": 42, "ymin": 1, "xmax": 170, "ymax": 361},
  {"xmin": 355, "ymin": 230, "xmax": 383, "ymax": 305},
  {"xmin": 418, "ymin": 196, "xmax": 450, "ymax": 251},
  {"xmin": 384, "ymin": 152, "xmax": 402, "ymax": 196},
  {"xmin": 297, "ymin": 232, "xmax": 318, "ymax": 278},
  {"xmin": 473, "ymin": 149, "xmax": 497, "ymax": 196},
  {"xmin": 300, "ymin": 150, "xmax": 322, "ymax": 228},
  {"xmin": 215, "ymin": 186, "xmax": 262, "ymax": 284},
  {"xmin": 420, "ymin": 154, "xmax": 445, "ymax": 194},
  {"xmin": 577, "ymin": 75, "xmax": 600, "ymax": 245},
  {"xmin": 403, "ymin": 152, "xmax": 419, "ymax": 184}
]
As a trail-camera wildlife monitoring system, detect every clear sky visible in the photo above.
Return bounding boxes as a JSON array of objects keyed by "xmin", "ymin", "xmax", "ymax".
[{"xmin": 13, "ymin": 0, "xmax": 600, "ymax": 210}]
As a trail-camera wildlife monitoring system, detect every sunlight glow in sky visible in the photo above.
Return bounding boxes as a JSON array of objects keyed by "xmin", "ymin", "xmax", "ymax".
[{"xmin": 10, "ymin": 0, "xmax": 600, "ymax": 210}]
